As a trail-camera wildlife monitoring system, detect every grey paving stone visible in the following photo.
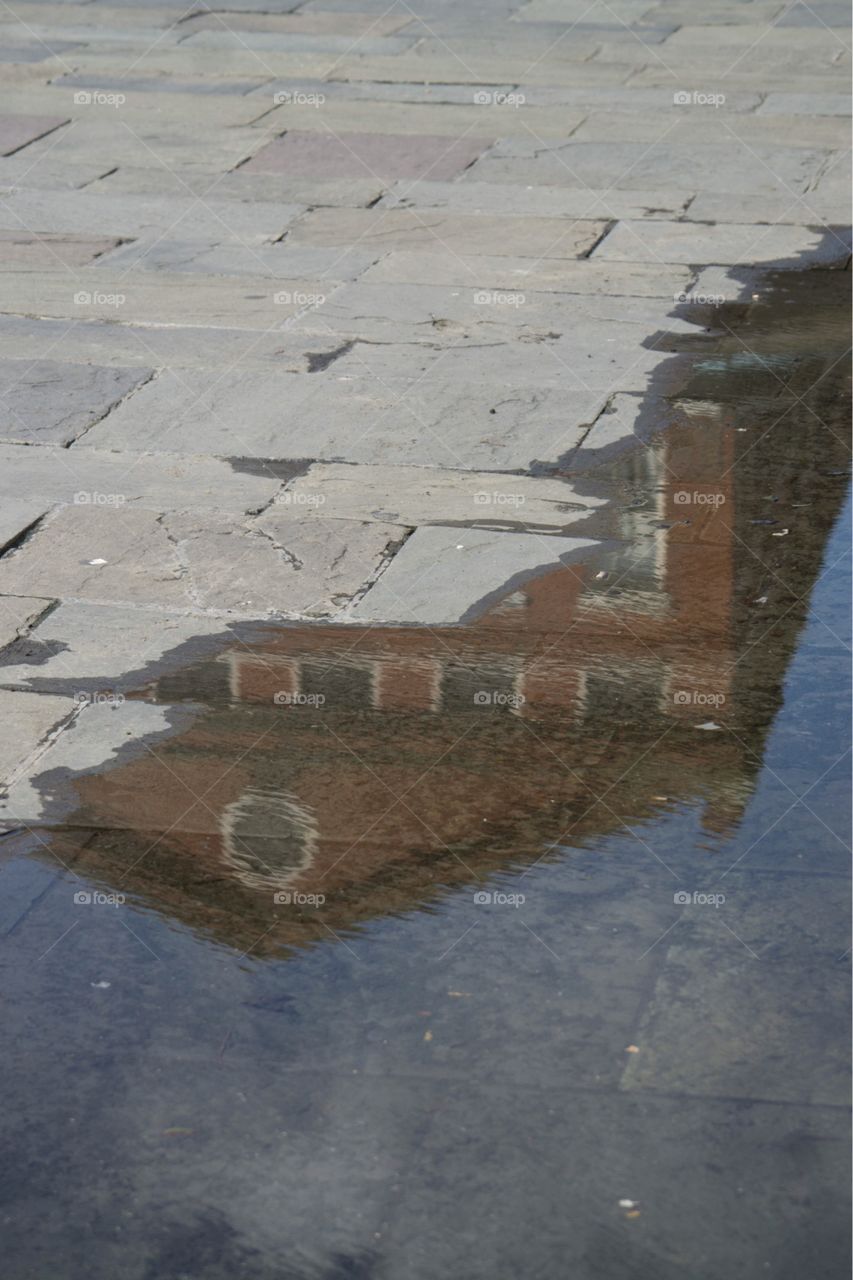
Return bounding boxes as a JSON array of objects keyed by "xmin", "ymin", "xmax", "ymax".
[
  {"xmin": 637, "ymin": 1, "xmax": 790, "ymax": 23},
  {"xmin": 349, "ymin": 526, "xmax": 597, "ymax": 624},
  {"xmin": 0, "ymin": 594, "xmax": 52, "ymax": 652},
  {"xmin": 494, "ymin": 85, "xmax": 761, "ymax": 111},
  {"xmin": 377, "ymin": 179, "xmax": 692, "ymax": 218},
  {"xmin": 287, "ymin": 208, "xmax": 608, "ymax": 258},
  {"xmin": 688, "ymin": 266, "xmax": 765, "ymax": 302},
  {"xmin": 758, "ymin": 91, "xmax": 852, "ymax": 116},
  {"xmin": 183, "ymin": 10, "xmax": 411, "ymax": 35},
  {"xmin": 361, "ymin": 252, "xmax": 693, "ymax": 297},
  {"xmin": 2, "ymin": 22, "xmax": 183, "ymax": 47},
  {"xmin": 328, "ymin": 335, "xmax": 667, "ymax": 399},
  {"xmin": 0, "ymin": 359, "xmax": 153, "ymax": 446},
  {"xmin": 0, "ymin": 499, "xmax": 48, "ymax": 552},
  {"xmin": 464, "ymin": 140, "xmax": 826, "ymax": 194},
  {"xmin": 0, "ymin": 231, "xmax": 120, "ymax": 268},
  {"xmin": 0, "ymin": 268, "xmax": 330, "ymax": 329},
  {"xmin": 292, "ymin": 281, "xmax": 697, "ymax": 350},
  {"xmin": 81, "ymin": 364, "xmax": 607, "ymax": 469},
  {"xmin": 241, "ymin": 130, "xmax": 492, "ymax": 181},
  {"xmin": 0, "ymin": 42, "xmax": 81, "ymax": 63},
  {"xmin": 0, "ymin": 689, "xmax": 76, "ymax": 787},
  {"xmin": 254, "ymin": 80, "xmax": 518, "ymax": 106},
  {"xmin": 662, "ymin": 24, "xmax": 843, "ymax": 54},
  {"xmin": 274, "ymin": 463, "xmax": 605, "ymax": 532},
  {"xmin": 0, "ymin": 601, "xmax": 229, "ymax": 691},
  {"xmin": 0, "ymin": 315, "xmax": 340, "ymax": 374},
  {"xmin": 81, "ymin": 367, "xmax": 322, "ymax": 457},
  {"xmin": 0, "ymin": 506, "xmax": 399, "ymax": 617},
  {"xmin": 516, "ymin": 0, "xmax": 652, "ymax": 18},
  {"xmin": 1, "ymin": 697, "xmax": 185, "ymax": 827},
  {"xmin": 774, "ymin": 0, "xmax": 850, "ymax": 24},
  {"xmin": 0, "ymin": 113, "xmax": 67, "ymax": 155},
  {"xmin": 565, "ymin": 392, "xmax": 649, "ymax": 470},
  {"xmin": 327, "ymin": 53, "xmax": 640, "ymax": 86},
  {"xmin": 103, "ymin": 168, "xmax": 384, "ymax": 207},
  {"xmin": 98, "ymin": 0, "xmax": 303, "ymax": 7},
  {"xmin": 594, "ymin": 219, "xmax": 852, "ymax": 267},
  {"xmin": 182, "ymin": 30, "xmax": 416, "ymax": 54},
  {"xmin": 55, "ymin": 73, "xmax": 264, "ymax": 96},
  {"xmin": 259, "ymin": 99, "xmax": 587, "ymax": 140},
  {"xmin": 0, "ymin": 156, "xmax": 112, "ymax": 191},
  {"xmin": 685, "ymin": 189, "xmax": 851, "ymax": 227},
  {"xmin": 94, "ymin": 239, "xmax": 379, "ymax": 281},
  {"xmin": 0, "ymin": 189, "xmax": 302, "ymax": 241},
  {"xmin": 572, "ymin": 110, "xmax": 849, "ymax": 151},
  {"xmin": 46, "ymin": 120, "xmax": 259, "ymax": 175},
  {"xmin": 67, "ymin": 45, "xmax": 335, "ymax": 80},
  {"xmin": 0, "ymin": 443, "xmax": 281, "ymax": 514},
  {"xmin": 630, "ymin": 65, "xmax": 847, "ymax": 92}
]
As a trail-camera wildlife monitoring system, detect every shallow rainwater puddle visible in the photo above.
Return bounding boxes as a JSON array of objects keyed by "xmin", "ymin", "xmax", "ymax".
[{"xmin": 1, "ymin": 265, "xmax": 850, "ymax": 1279}]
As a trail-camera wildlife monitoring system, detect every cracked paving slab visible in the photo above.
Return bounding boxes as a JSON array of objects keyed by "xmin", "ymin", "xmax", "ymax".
[
  {"xmin": 273, "ymin": 463, "xmax": 606, "ymax": 533},
  {"xmin": 79, "ymin": 366, "xmax": 608, "ymax": 469},
  {"xmin": 349, "ymin": 526, "xmax": 598, "ymax": 625},
  {"xmin": 0, "ymin": 506, "xmax": 402, "ymax": 618},
  {"xmin": 0, "ymin": 358, "xmax": 154, "ymax": 445},
  {"xmin": 0, "ymin": 688, "xmax": 76, "ymax": 790}
]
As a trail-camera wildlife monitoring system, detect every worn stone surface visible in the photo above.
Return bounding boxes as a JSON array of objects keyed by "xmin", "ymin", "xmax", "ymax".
[
  {"xmin": 258, "ymin": 99, "xmax": 589, "ymax": 140},
  {"xmin": 685, "ymin": 190, "xmax": 852, "ymax": 226},
  {"xmin": 0, "ymin": 113, "xmax": 66, "ymax": 155},
  {"xmin": 98, "ymin": 167, "xmax": 384, "ymax": 207},
  {"xmin": 0, "ymin": 189, "xmax": 302, "ymax": 241},
  {"xmin": 241, "ymin": 130, "xmax": 492, "ymax": 181},
  {"xmin": 758, "ymin": 92, "xmax": 851, "ymax": 116},
  {"xmin": 82, "ymin": 365, "xmax": 607, "ymax": 469},
  {"xmin": 0, "ymin": 601, "xmax": 229, "ymax": 691},
  {"xmin": 377, "ymin": 179, "xmax": 692, "ymax": 218},
  {"xmin": 349, "ymin": 526, "xmax": 596, "ymax": 624},
  {"xmin": 274, "ymin": 463, "xmax": 605, "ymax": 531},
  {"xmin": 464, "ymin": 140, "xmax": 826, "ymax": 194},
  {"xmin": 0, "ymin": 506, "xmax": 401, "ymax": 617},
  {"xmin": 361, "ymin": 251, "xmax": 692, "ymax": 296},
  {"xmin": 0, "ymin": 358, "xmax": 152, "ymax": 445},
  {"xmin": 0, "ymin": 442, "xmax": 281, "ymax": 513},
  {"xmin": 594, "ymin": 220, "xmax": 852, "ymax": 267},
  {"xmin": 79, "ymin": 368, "xmax": 323, "ymax": 457},
  {"xmin": 94, "ymin": 239, "xmax": 379, "ymax": 281},
  {"xmin": 0, "ymin": 231, "xmax": 120, "ymax": 268},
  {"xmin": 0, "ymin": 313, "xmax": 348, "ymax": 373},
  {"xmin": 182, "ymin": 30, "xmax": 416, "ymax": 55},
  {"xmin": 0, "ymin": 499, "xmax": 48, "ymax": 551},
  {"xmin": 0, "ymin": 594, "xmax": 51, "ymax": 652},
  {"xmin": 0, "ymin": 689, "xmax": 76, "ymax": 787},
  {"xmin": 573, "ymin": 110, "xmax": 850, "ymax": 150},
  {"xmin": 0, "ymin": 269, "xmax": 331, "ymax": 329},
  {"xmin": 287, "ymin": 208, "xmax": 608, "ymax": 258}
]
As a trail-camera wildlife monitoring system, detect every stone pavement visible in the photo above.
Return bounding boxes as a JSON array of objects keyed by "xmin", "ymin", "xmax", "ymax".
[{"xmin": 0, "ymin": 0, "xmax": 849, "ymax": 782}]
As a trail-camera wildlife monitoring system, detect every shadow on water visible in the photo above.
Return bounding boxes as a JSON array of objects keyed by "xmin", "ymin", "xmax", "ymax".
[{"xmin": 0, "ymin": 252, "xmax": 850, "ymax": 1280}]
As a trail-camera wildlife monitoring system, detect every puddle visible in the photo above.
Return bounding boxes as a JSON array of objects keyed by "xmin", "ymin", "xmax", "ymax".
[{"xmin": 1, "ymin": 264, "xmax": 850, "ymax": 1279}]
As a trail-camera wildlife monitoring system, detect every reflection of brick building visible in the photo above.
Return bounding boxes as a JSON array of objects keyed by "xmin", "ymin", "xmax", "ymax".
[
  {"xmin": 55, "ymin": 459, "xmax": 761, "ymax": 956},
  {"xmin": 43, "ymin": 265, "xmax": 852, "ymax": 956}
]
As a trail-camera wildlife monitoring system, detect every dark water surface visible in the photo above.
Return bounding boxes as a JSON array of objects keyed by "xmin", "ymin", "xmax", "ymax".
[{"xmin": 1, "ymin": 266, "xmax": 850, "ymax": 1279}]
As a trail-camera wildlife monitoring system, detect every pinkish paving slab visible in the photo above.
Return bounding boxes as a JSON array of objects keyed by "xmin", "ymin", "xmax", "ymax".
[
  {"xmin": 0, "ymin": 114, "xmax": 68, "ymax": 157},
  {"xmin": 240, "ymin": 131, "xmax": 491, "ymax": 182}
]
